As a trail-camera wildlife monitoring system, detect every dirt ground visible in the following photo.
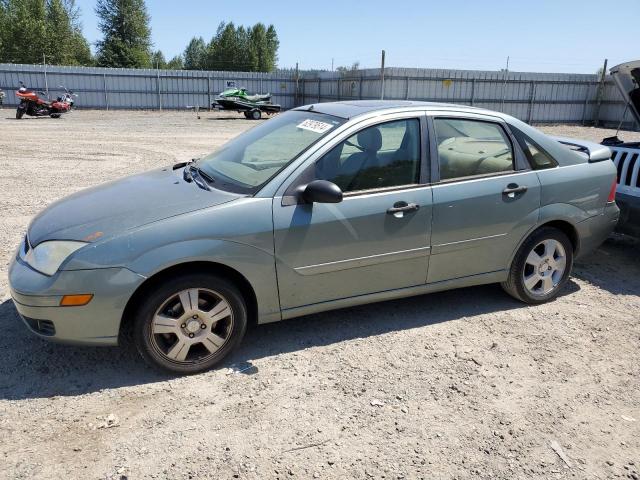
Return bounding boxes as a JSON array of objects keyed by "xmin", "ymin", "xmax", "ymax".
[{"xmin": 0, "ymin": 109, "xmax": 639, "ymax": 480}]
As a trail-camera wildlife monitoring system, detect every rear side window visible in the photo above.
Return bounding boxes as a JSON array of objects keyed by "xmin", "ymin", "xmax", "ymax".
[
  {"xmin": 510, "ymin": 127, "xmax": 558, "ymax": 170},
  {"xmin": 434, "ymin": 118, "xmax": 514, "ymax": 181}
]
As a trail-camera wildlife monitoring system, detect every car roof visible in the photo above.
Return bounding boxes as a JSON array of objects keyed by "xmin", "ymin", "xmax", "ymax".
[{"xmin": 293, "ymin": 100, "xmax": 504, "ymax": 120}]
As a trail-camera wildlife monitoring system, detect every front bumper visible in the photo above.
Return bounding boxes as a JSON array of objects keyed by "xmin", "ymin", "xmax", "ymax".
[
  {"xmin": 575, "ymin": 202, "xmax": 620, "ymax": 258},
  {"xmin": 615, "ymin": 192, "xmax": 640, "ymax": 238},
  {"xmin": 8, "ymin": 248, "xmax": 145, "ymax": 346}
]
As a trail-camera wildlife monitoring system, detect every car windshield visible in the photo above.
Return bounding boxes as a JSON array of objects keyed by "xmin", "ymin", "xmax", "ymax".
[{"xmin": 198, "ymin": 111, "xmax": 345, "ymax": 194}]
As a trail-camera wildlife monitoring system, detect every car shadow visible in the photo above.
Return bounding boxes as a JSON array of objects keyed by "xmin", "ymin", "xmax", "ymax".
[
  {"xmin": 206, "ymin": 117, "xmax": 257, "ymax": 121},
  {"xmin": 573, "ymin": 234, "xmax": 640, "ymax": 295},
  {"xmin": 0, "ymin": 281, "xmax": 579, "ymax": 401}
]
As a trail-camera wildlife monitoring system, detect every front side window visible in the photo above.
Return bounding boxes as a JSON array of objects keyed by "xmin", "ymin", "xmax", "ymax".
[
  {"xmin": 199, "ymin": 111, "xmax": 345, "ymax": 194},
  {"xmin": 314, "ymin": 118, "xmax": 421, "ymax": 193},
  {"xmin": 434, "ymin": 118, "xmax": 514, "ymax": 181}
]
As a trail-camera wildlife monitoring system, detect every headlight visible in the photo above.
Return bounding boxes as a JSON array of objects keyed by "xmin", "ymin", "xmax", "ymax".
[{"xmin": 24, "ymin": 240, "xmax": 87, "ymax": 276}]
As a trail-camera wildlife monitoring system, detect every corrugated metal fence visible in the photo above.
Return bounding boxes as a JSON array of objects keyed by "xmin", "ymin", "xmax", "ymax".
[{"xmin": 0, "ymin": 63, "xmax": 636, "ymax": 128}]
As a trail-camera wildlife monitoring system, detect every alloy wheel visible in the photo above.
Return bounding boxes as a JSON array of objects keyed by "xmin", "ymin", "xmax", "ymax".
[
  {"xmin": 522, "ymin": 239, "xmax": 567, "ymax": 296},
  {"xmin": 149, "ymin": 288, "xmax": 234, "ymax": 364}
]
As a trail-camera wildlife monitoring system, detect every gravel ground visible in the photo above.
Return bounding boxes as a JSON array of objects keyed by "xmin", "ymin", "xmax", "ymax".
[{"xmin": 0, "ymin": 110, "xmax": 639, "ymax": 480}]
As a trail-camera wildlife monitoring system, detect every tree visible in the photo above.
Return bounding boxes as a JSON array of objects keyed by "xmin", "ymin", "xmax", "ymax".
[
  {"xmin": 183, "ymin": 36, "xmax": 206, "ymax": 70},
  {"xmin": 336, "ymin": 61, "xmax": 360, "ymax": 77},
  {"xmin": 180, "ymin": 22, "xmax": 279, "ymax": 72},
  {"xmin": 150, "ymin": 49, "xmax": 166, "ymax": 69},
  {"xmin": 265, "ymin": 24, "xmax": 279, "ymax": 72},
  {"xmin": 166, "ymin": 54, "xmax": 183, "ymax": 70},
  {"xmin": 44, "ymin": 0, "xmax": 92, "ymax": 65},
  {"xmin": 0, "ymin": 0, "xmax": 48, "ymax": 64},
  {"xmin": 0, "ymin": 0, "xmax": 92, "ymax": 66},
  {"xmin": 95, "ymin": 0, "xmax": 152, "ymax": 68}
]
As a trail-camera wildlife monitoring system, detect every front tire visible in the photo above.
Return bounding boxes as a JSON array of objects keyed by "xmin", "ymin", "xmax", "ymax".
[
  {"xmin": 16, "ymin": 107, "xmax": 24, "ymax": 119},
  {"xmin": 250, "ymin": 109, "xmax": 261, "ymax": 120},
  {"xmin": 132, "ymin": 273, "xmax": 247, "ymax": 374},
  {"xmin": 501, "ymin": 227, "xmax": 573, "ymax": 304}
]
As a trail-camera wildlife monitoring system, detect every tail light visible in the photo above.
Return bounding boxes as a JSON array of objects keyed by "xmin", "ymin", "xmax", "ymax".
[{"xmin": 607, "ymin": 178, "xmax": 617, "ymax": 203}]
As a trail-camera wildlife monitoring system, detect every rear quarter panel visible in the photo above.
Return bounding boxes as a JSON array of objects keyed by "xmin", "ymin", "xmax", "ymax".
[{"xmin": 536, "ymin": 161, "xmax": 617, "ymax": 219}]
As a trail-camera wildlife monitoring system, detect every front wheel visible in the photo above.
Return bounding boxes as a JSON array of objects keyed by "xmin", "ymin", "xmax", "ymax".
[
  {"xmin": 501, "ymin": 227, "xmax": 573, "ymax": 304},
  {"xmin": 132, "ymin": 273, "xmax": 248, "ymax": 374},
  {"xmin": 250, "ymin": 109, "xmax": 261, "ymax": 120},
  {"xmin": 16, "ymin": 107, "xmax": 25, "ymax": 119},
  {"xmin": 50, "ymin": 113, "xmax": 61, "ymax": 118}
]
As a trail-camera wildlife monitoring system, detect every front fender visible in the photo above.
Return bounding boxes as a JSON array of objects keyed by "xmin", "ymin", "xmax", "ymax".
[
  {"xmin": 127, "ymin": 239, "xmax": 281, "ymax": 323},
  {"xmin": 63, "ymin": 197, "xmax": 280, "ymax": 322}
]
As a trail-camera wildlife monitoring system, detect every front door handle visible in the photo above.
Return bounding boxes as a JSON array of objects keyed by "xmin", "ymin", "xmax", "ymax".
[
  {"xmin": 387, "ymin": 202, "xmax": 420, "ymax": 217},
  {"xmin": 502, "ymin": 183, "xmax": 528, "ymax": 198}
]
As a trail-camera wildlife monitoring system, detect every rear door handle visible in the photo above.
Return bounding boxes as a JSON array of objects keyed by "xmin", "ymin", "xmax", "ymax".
[
  {"xmin": 387, "ymin": 202, "xmax": 420, "ymax": 217},
  {"xmin": 502, "ymin": 184, "xmax": 528, "ymax": 198}
]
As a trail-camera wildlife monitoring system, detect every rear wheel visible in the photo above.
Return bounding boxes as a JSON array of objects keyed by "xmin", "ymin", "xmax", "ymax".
[
  {"xmin": 250, "ymin": 109, "xmax": 261, "ymax": 120},
  {"xmin": 132, "ymin": 273, "xmax": 247, "ymax": 374},
  {"xmin": 501, "ymin": 227, "xmax": 573, "ymax": 304},
  {"xmin": 243, "ymin": 111, "xmax": 250, "ymax": 118},
  {"xmin": 16, "ymin": 108, "xmax": 24, "ymax": 119},
  {"xmin": 50, "ymin": 113, "xmax": 61, "ymax": 118}
]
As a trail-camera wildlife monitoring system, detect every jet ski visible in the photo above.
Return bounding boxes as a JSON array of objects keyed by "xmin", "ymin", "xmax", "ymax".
[{"xmin": 212, "ymin": 88, "xmax": 281, "ymax": 120}]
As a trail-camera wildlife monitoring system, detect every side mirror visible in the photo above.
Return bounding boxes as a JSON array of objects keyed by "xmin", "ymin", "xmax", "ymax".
[{"xmin": 302, "ymin": 180, "xmax": 343, "ymax": 204}]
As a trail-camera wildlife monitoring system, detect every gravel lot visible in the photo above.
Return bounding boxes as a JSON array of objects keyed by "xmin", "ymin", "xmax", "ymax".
[{"xmin": 0, "ymin": 109, "xmax": 639, "ymax": 480}]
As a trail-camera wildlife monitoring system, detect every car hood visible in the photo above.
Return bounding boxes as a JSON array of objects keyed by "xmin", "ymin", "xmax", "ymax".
[
  {"xmin": 27, "ymin": 166, "xmax": 241, "ymax": 246},
  {"xmin": 610, "ymin": 60, "xmax": 640, "ymax": 127}
]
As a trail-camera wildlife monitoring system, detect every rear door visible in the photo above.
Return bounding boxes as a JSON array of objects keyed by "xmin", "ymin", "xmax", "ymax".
[{"xmin": 427, "ymin": 113, "xmax": 541, "ymax": 283}]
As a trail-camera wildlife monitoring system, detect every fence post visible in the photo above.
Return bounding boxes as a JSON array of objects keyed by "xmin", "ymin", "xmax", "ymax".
[
  {"xmin": 593, "ymin": 58, "xmax": 607, "ymax": 126},
  {"xmin": 103, "ymin": 73, "xmax": 109, "ymax": 110},
  {"xmin": 380, "ymin": 50, "xmax": 386, "ymax": 100},
  {"xmin": 359, "ymin": 75, "xmax": 363, "ymax": 100},
  {"xmin": 156, "ymin": 69, "xmax": 162, "ymax": 111},
  {"xmin": 582, "ymin": 84, "xmax": 590, "ymax": 125},
  {"xmin": 337, "ymin": 78, "xmax": 340, "ymax": 101},
  {"xmin": 405, "ymin": 76, "xmax": 410, "ymax": 100},
  {"xmin": 470, "ymin": 78, "xmax": 475, "ymax": 106},
  {"xmin": 318, "ymin": 79, "xmax": 321, "ymax": 103},
  {"xmin": 295, "ymin": 62, "xmax": 299, "ymax": 107},
  {"xmin": 527, "ymin": 81, "xmax": 536, "ymax": 123}
]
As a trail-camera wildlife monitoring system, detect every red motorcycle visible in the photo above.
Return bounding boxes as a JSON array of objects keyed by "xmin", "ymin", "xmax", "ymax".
[{"xmin": 15, "ymin": 82, "xmax": 76, "ymax": 119}]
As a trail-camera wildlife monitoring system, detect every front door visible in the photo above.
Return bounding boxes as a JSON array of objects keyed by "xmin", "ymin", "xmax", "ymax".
[
  {"xmin": 427, "ymin": 115, "xmax": 541, "ymax": 283},
  {"xmin": 273, "ymin": 116, "xmax": 433, "ymax": 310}
]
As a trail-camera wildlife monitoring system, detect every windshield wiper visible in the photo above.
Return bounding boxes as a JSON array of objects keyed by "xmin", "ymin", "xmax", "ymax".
[
  {"xmin": 191, "ymin": 164, "xmax": 215, "ymax": 183},
  {"xmin": 182, "ymin": 161, "xmax": 212, "ymax": 191}
]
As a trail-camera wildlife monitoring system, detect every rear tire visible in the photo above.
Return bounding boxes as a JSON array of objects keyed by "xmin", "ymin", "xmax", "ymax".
[
  {"xmin": 16, "ymin": 108, "xmax": 24, "ymax": 119},
  {"xmin": 131, "ymin": 273, "xmax": 248, "ymax": 374},
  {"xmin": 250, "ymin": 109, "xmax": 261, "ymax": 120},
  {"xmin": 50, "ymin": 113, "xmax": 61, "ymax": 118},
  {"xmin": 501, "ymin": 227, "xmax": 573, "ymax": 304}
]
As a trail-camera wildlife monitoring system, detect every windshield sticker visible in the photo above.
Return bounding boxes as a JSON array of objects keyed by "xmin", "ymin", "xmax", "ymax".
[{"xmin": 297, "ymin": 119, "xmax": 334, "ymax": 134}]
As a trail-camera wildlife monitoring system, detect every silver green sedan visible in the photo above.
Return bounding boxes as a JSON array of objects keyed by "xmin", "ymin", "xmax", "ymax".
[{"xmin": 9, "ymin": 101, "xmax": 619, "ymax": 374}]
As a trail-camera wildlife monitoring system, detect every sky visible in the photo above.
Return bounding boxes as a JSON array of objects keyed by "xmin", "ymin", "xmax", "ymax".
[{"xmin": 74, "ymin": 0, "xmax": 640, "ymax": 74}]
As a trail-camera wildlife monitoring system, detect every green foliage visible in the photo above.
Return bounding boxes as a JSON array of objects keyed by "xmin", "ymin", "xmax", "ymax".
[
  {"xmin": 150, "ymin": 49, "xmax": 166, "ymax": 69},
  {"xmin": 95, "ymin": 0, "xmax": 152, "ymax": 68},
  {"xmin": 336, "ymin": 61, "xmax": 360, "ymax": 77},
  {"xmin": 0, "ymin": 0, "xmax": 92, "ymax": 65},
  {"xmin": 183, "ymin": 22, "xmax": 279, "ymax": 72},
  {"xmin": 183, "ymin": 36, "xmax": 206, "ymax": 70},
  {"xmin": 166, "ymin": 54, "xmax": 183, "ymax": 70}
]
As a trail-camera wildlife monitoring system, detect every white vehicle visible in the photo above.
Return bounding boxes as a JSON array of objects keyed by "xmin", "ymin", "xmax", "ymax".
[{"xmin": 602, "ymin": 61, "xmax": 640, "ymax": 237}]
